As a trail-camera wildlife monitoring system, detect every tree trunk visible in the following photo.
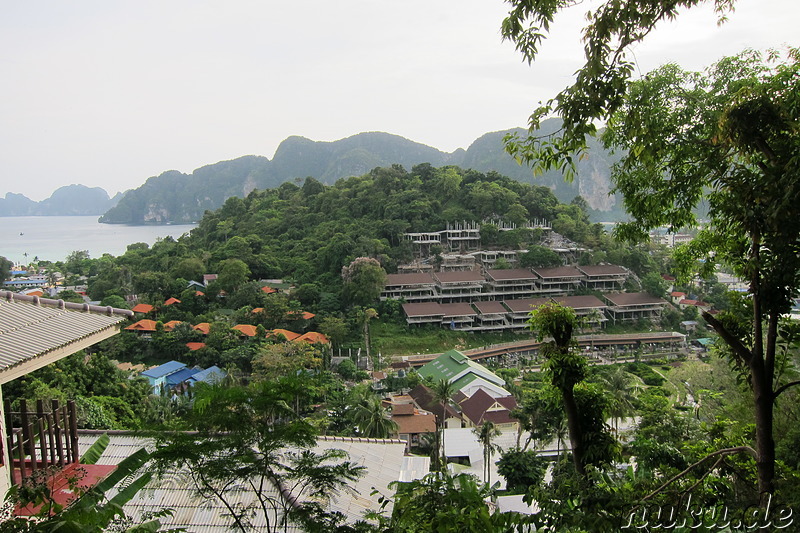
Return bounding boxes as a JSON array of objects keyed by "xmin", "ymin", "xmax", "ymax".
[
  {"xmin": 562, "ymin": 384, "xmax": 585, "ymax": 476},
  {"xmin": 752, "ymin": 360, "xmax": 775, "ymax": 494}
]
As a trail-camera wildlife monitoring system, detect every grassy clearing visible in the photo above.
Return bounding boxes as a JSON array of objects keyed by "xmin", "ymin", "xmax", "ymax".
[{"xmin": 370, "ymin": 321, "xmax": 525, "ymax": 357}]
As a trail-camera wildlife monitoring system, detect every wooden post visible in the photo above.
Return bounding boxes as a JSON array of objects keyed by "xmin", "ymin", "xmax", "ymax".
[
  {"xmin": 36, "ymin": 400, "xmax": 46, "ymax": 468},
  {"xmin": 20, "ymin": 399, "xmax": 38, "ymax": 474},
  {"xmin": 52, "ymin": 399, "xmax": 65, "ymax": 467},
  {"xmin": 3, "ymin": 399, "xmax": 12, "ymax": 467},
  {"xmin": 46, "ymin": 411, "xmax": 56, "ymax": 465},
  {"xmin": 16, "ymin": 429, "xmax": 26, "ymax": 483},
  {"xmin": 68, "ymin": 401, "xmax": 78, "ymax": 463}
]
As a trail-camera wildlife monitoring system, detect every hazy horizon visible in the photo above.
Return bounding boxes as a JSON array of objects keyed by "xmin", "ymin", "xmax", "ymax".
[{"xmin": 3, "ymin": 0, "xmax": 797, "ymax": 201}]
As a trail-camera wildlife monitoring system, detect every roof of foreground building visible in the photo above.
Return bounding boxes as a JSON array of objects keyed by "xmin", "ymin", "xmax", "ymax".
[
  {"xmin": 77, "ymin": 431, "xmax": 414, "ymax": 532},
  {"xmin": 0, "ymin": 291, "xmax": 132, "ymax": 384}
]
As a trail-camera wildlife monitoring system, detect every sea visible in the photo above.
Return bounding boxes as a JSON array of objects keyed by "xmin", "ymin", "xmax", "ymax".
[{"xmin": 0, "ymin": 216, "xmax": 197, "ymax": 264}]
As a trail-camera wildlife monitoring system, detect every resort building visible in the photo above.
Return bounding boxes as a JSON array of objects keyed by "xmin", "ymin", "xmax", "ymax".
[
  {"xmin": 577, "ymin": 264, "xmax": 629, "ymax": 291},
  {"xmin": 603, "ymin": 292, "xmax": 669, "ymax": 323}
]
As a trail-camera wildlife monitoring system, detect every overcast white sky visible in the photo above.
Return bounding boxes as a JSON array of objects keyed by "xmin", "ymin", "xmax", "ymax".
[{"xmin": 1, "ymin": 0, "xmax": 797, "ymax": 201}]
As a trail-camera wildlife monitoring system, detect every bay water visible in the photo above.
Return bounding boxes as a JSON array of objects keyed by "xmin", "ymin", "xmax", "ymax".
[{"xmin": 0, "ymin": 216, "xmax": 197, "ymax": 264}]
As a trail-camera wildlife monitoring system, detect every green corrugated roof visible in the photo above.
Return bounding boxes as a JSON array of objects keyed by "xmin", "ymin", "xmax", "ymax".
[
  {"xmin": 418, "ymin": 349, "xmax": 505, "ymax": 388},
  {"xmin": 417, "ymin": 349, "xmax": 469, "ymax": 382},
  {"xmin": 450, "ymin": 372, "xmax": 478, "ymax": 391}
]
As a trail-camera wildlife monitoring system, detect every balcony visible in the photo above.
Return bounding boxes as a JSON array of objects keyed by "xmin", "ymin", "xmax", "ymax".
[{"xmin": 4, "ymin": 399, "xmax": 115, "ymax": 516}]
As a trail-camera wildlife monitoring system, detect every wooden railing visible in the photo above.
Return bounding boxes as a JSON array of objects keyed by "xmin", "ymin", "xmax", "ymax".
[{"xmin": 4, "ymin": 399, "xmax": 79, "ymax": 484}]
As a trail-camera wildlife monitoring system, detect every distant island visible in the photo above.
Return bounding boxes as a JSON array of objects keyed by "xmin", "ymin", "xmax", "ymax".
[
  {"xmin": 0, "ymin": 184, "xmax": 122, "ymax": 217},
  {"xmin": 2, "ymin": 120, "xmax": 626, "ymax": 224}
]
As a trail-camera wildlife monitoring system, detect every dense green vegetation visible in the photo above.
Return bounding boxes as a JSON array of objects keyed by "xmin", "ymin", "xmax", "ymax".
[{"xmin": 86, "ymin": 164, "xmax": 614, "ymax": 305}]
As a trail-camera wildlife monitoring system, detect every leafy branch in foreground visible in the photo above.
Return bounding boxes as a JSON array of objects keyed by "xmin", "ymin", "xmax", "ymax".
[{"xmin": 501, "ymin": 0, "xmax": 737, "ymax": 175}]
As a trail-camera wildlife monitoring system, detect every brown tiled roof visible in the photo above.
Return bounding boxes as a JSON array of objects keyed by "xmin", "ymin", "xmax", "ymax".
[
  {"xmin": 671, "ymin": 291, "xmax": 686, "ymax": 297},
  {"xmin": 402, "ymin": 302, "xmax": 444, "ymax": 318},
  {"xmin": 502, "ymin": 297, "xmax": 551, "ymax": 313},
  {"xmin": 409, "ymin": 384, "xmax": 459, "ymax": 422},
  {"xmin": 531, "ymin": 266, "xmax": 583, "ymax": 279},
  {"xmin": 459, "ymin": 389, "xmax": 518, "ymax": 426},
  {"xmin": 433, "ymin": 271, "xmax": 484, "ymax": 284},
  {"xmin": 452, "ymin": 390, "xmax": 468, "ymax": 404},
  {"xmin": 385, "ymin": 273, "xmax": 436, "ymax": 286},
  {"xmin": 605, "ymin": 292, "xmax": 667, "ymax": 306},
  {"xmin": 481, "ymin": 410, "xmax": 518, "ymax": 425},
  {"xmin": 486, "ymin": 268, "xmax": 536, "ymax": 281},
  {"xmin": 131, "ymin": 304, "xmax": 154, "ymax": 313},
  {"xmin": 393, "ymin": 411, "xmax": 436, "ymax": 435},
  {"xmin": 473, "ymin": 301, "xmax": 507, "ymax": 314},
  {"xmin": 439, "ymin": 303, "xmax": 477, "ymax": 317},
  {"xmin": 392, "ymin": 403, "xmax": 415, "ymax": 416},
  {"xmin": 553, "ymin": 295, "xmax": 606, "ymax": 309},
  {"xmin": 577, "ymin": 265, "xmax": 628, "ymax": 276},
  {"xmin": 116, "ymin": 362, "xmax": 147, "ymax": 372},
  {"xmin": 185, "ymin": 342, "xmax": 206, "ymax": 351}
]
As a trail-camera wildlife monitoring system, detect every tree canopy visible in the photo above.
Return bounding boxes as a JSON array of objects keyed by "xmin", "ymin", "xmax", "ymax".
[
  {"xmin": 501, "ymin": 0, "xmax": 739, "ymax": 175},
  {"xmin": 602, "ymin": 48, "xmax": 800, "ymax": 493}
]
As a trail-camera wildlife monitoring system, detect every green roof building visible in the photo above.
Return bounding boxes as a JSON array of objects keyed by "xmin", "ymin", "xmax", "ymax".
[{"xmin": 418, "ymin": 349, "xmax": 509, "ymax": 397}]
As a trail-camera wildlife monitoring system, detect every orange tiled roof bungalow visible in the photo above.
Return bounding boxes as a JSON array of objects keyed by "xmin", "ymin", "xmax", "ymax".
[
  {"xmin": 193, "ymin": 323, "xmax": 211, "ymax": 335},
  {"xmin": 164, "ymin": 297, "xmax": 181, "ymax": 306},
  {"xmin": 124, "ymin": 319, "xmax": 157, "ymax": 332},
  {"xmin": 261, "ymin": 286, "xmax": 277, "ymax": 294},
  {"xmin": 232, "ymin": 324, "xmax": 258, "ymax": 337},
  {"xmin": 267, "ymin": 328, "xmax": 301, "ymax": 341},
  {"xmin": 186, "ymin": 342, "xmax": 206, "ymax": 351},
  {"xmin": 131, "ymin": 303, "xmax": 154, "ymax": 314},
  {"xmin": 294, "ymin": 331, "xmax": 330, "ymax": 344},
  {"xmin": 162, "ymin": 320, "xmax": 183, "ymax": 332}
]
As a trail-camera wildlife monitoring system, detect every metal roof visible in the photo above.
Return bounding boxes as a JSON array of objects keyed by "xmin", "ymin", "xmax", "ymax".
[
  {"xmin": 141, "ymin": 360, "xmax": 186, "ymax": 379},
  {"xmin": 604, "ymin": 292, "xmax": 667, "ymax": 306},
  {"xmin": 77, "ymin": 432, "xmax": 415, "ymax": 532},
  {"xmin": 385, "ymin": 273, "xmax": 436, "ymax": 285},
  {"xmin": 485, "ymin": 268, "xmax": 537, "ymax": 281},
  {"xmin": 0, "ymin": 291, "xmax": 132, "ymax": 383}
]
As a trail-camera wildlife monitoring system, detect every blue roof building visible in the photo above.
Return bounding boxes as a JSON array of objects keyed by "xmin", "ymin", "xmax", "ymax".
[
  {"xmin": 165, "ymin": 367, "xmax": 198, "ymax": 387},
  {"xmin": 141, "ymin": 361, "xmax": 187, "ymax": 393},
  {"xmin": 189, "ymin": 366, "xmax": 226, "ymax": 385},
  {"xmin": 140, "ymin": 361, "xmax": 226, "ymax": 394}
]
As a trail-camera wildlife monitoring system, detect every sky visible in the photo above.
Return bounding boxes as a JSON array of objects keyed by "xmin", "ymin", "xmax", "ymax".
[{"xmin": 1, "ymin": 0, "xmax": 797, "ymax": 201}]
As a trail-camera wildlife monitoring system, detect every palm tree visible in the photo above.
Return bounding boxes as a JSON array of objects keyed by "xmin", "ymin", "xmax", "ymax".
[
  {"xmin": 597, "ymin": 365, "xmax": 641, "ymax": 433},
  {"xmin": 351, "ymin": 393, "xmax": 397, "ymax": 439},
  {"xmin": 431, "ymin": 379, "xmax": 455, "ymax": 470},
  {"xmin": 361, "ymin": 307, "xmax": 379, "ymax": 366},
  {"xmin": 473, "ymin": 421, "xmax": 501, "ymax": 485}
]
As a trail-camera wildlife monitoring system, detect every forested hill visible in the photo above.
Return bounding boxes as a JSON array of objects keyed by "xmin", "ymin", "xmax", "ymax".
[
  {"xmin": 86, "ymin": 165, "xmax": 607, "ymax": 304},
  {"xmin": 99, "ymin": 120, "xmax": 623, "ymax": 225}
]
